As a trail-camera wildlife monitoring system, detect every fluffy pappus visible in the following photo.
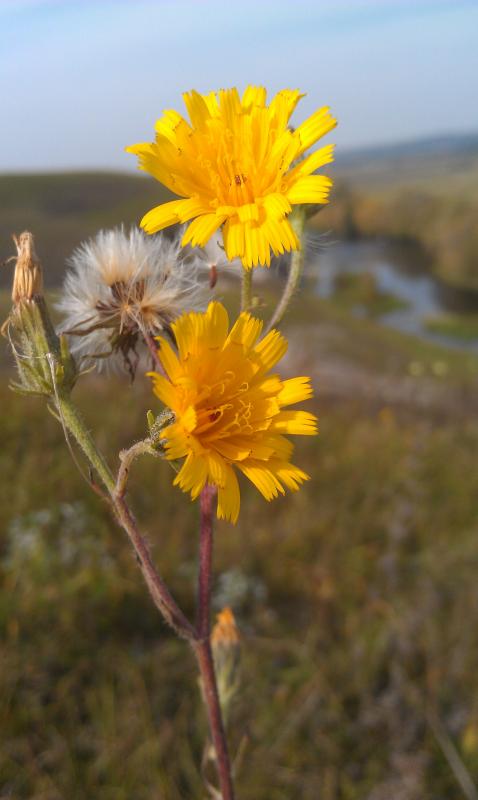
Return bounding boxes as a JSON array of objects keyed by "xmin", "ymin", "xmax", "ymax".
[{"xmin": 56, "ymin": 227, "xmax": 206, "ymax": 378}]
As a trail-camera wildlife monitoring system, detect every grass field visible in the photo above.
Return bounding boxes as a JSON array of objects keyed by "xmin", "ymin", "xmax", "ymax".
[{"xmin": 2, "ymin": 278, "xmax": 478, "ymax": 798}]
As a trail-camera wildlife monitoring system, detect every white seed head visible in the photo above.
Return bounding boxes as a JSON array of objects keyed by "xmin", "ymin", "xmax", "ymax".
[{"xmin": 56, "ymin": 227, "xmax": 206, "ymax": 377}]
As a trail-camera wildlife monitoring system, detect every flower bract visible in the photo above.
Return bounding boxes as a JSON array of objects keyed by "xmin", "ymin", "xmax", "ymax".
[
  {"xmin": 149, "ymin": 301, "xmax": 317, "ymax": 523},
  {"xmin": 127, "ymin": 86, "xmax": 336, "ymax": 270}
]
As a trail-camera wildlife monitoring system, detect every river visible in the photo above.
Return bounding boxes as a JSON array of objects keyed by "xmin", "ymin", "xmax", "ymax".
[{"xmin": 305, "ymin": 236, "xmax": 478, "ymax": 352}]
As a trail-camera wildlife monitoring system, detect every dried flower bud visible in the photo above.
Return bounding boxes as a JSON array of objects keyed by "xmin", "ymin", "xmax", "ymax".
[
  {"xmin": 11, "ymin": 231, "xmax": 43, "ymax": 305},
  {"xmin": 2, "ymin": 231, "xmax": 77, "ymax": 398}
]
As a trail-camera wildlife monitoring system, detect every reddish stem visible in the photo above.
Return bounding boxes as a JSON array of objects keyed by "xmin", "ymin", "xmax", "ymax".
[
  {"xmin": 194, "ymin": 485, "xmax": 235, "ymax": 800},
  {"xmin": 113, "ymin": 493, "xmax": 195, "ymax": 640},
  {"xmin": 197, "ymin": 485, "xmax": 216, "ymax": 637}
]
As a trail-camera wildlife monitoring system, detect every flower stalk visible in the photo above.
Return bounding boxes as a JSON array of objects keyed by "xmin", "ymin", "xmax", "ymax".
[
  {"xmin": 266, "ymin": 206, "xmax": 307, "ymax": 332},
  {"xmin": 241, "ymin": 268, "xmax": 253, "ymax": 312},
  {"xmin": 195, "ymin": 485, "xmax": 235, "ymax": 800}
]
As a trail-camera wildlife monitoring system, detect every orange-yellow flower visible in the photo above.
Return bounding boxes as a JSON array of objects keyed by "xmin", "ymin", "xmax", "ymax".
[
  {"xmin": 149, "ymin": 301, "xmax": 317, "ymax": 523},
  {"xmin": 127, "ymin": 86, "xmax": 336, "ymax": 270}
]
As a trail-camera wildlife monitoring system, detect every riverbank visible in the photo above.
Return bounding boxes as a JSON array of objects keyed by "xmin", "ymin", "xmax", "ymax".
[{"xmin": 306, "ymin": 239, "xmax": 478, "ymax": 351}]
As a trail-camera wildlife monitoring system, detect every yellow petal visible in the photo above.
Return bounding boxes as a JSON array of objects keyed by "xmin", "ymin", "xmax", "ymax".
[
  {"xmin": 162, "ymin": 422, "xmax": 190, "ymax": 460},
  {"xmin": 261, "ymin": 193, "xmax": 292, "ymax": 219},
  {"xmin": 242, "ymin": 222, "xmax": 273, "ymax": 269},
  {"xmin": 157, "ymin": 338, "xmax": 182, "ymax": 382},
  {"xmin": 293, "ymin": 107, "xmax": 337, "ymax": 156},
  {"xmin": 154, "ymin": 109, "xmax": 190, "ymax": 144},
  {"xmin": 268, "ymin": 89, "xmax": 304, "ymax": 128},
  {"xmin": 148, "ymin": 372, "xmax": 178, "ymax": 409},
  {"xmin": 212, "ymin": 439, "xmax": 252, "ymax": 461},
  {"xmin": 174, "ymin": 452, "xmax": 208, "ymax": 499},
  {"xmin": 278, "ymin": 377, "xmax": 314, "ymax": 406},
  {"xmin": 172, "ymin": 310, "xmax": 203, "ymax": 360},
  {"xmin": 182, "ymin": 213, "xmax": 227, "ymax": 247},
  {"xmin": 126, "ymin": 141, "xmax": 183, "ymax": 195},
  {"xmin": 217, "ymin": 465, "xmax": 241, "ymax": 523},
  {"xmin": 218, "ymin": 87, "xmax": 242, "ymax": 127},
  {"xmin": 207, "ymin": 450, "xmax": 228, "ymax": 488},
  {"xmin": 270, "ymin": 461, "xmax": 309, "ymax": 491},
  {"xmin": 287, "ymin": 175, "xmax": 333, "ymax": 206},
  {"xmin": 242, "ymin": 85, "xmax": 267, "ymax": 109},
  {"xmin": 261, "ymin": 217, "xmax": 299, "ymax": 256},
  {"xmin": 182, "ymin": 89, "xmax": 213, "ymax": 129},
  {"xmin": 270, "ymin": 410, "xmax": 318, "ymax": 435},
  {"xmin": 204, "ymin": 302, "xmax": 229, "ymax": 350},
  {"xmin": 182, "ymin": 405, "xmax": 197, "ymax": 433},
  {"xmin": 239, "ymin": 463, "xmax": 285, "ymax": 501},
  {"xmin": 253, "ymin": 330, "xmax": 288, "ymax": 374},
  {"xmin": 223, "ymin": 218, "xmax": 245, "ymax": 261},
  {"xmin": 226, "ymin": 312, "xmax": 263, "ymax": 350},
  {"xmin": 140, "ymin": 200, "xmax": 185, "ymax": 234},
  {"xmin": 285, "ymin": 144, "xmax": 335, "ymax": 183},
  {"xmin": 237, "ymin": 203, "xmax": 260, "ymax": 223}
]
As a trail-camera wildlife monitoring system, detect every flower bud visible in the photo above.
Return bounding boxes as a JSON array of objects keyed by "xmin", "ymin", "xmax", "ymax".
[{"xmin": 211, "ymin": 607, "xmax": 241, "ymax": 722}]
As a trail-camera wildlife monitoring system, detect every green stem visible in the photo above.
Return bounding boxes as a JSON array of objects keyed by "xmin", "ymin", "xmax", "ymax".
[
  {"xmin": 56, "ymin": 393, "xmax": 115, "ymax": 494},
  {"xmin": 241, "ymin": 269, "xmax": 253, "ymax": 312},
  {"xmin": 266, "ymin": 208, "xmax": 306, "ymax": 332}
]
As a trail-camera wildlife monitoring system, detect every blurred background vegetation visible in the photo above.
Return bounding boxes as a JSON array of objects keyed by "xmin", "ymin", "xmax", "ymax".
[{"xmin": 2, "ymin": 130, "xmax": 478, "ymax": 798}]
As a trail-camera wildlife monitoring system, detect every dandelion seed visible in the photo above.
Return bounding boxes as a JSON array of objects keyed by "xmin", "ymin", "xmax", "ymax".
[
  {"xmin": 127, "ymin": 86, "xmax": 337, "ymax": 270},
  {"xmin": 149, "ymin": 301, "xmax": 317, "ymax": 523},
  {"xmin": 57, "ymin": 227, "xmax": 206, "ymax": 377}
]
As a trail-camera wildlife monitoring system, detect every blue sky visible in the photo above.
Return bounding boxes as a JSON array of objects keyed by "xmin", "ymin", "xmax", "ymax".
[{"xmin": 1, "ymin": 0, "xmax": 477, "ymax": 171}]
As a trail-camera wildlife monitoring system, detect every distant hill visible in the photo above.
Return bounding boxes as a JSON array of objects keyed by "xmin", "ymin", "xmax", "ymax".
[
  {"xmin": 0, "ymin": 172, "xmax": 172, "ymax": 289},
  {"xmin": 331, "ymin": 132, "xmax": 478, "ymax": 198},
  {"xmin": 340, "ymin": 132, "xmax": 478, "ymax": 164}
]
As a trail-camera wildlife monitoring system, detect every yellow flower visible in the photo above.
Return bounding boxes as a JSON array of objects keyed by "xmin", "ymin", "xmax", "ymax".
[
  {"xmin": 149, "ymin": 301, "xmax": 317, "ymax": 523},
  {"xmin": 127, "ymin": 86, "xmax": 336, "ymax": 270}
]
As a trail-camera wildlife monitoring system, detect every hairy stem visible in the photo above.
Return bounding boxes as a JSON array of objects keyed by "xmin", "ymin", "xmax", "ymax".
[
  {"xmin": 241, "ymin": 269, "xmax": 253, "ymax": 312},
  {"xmin": 266, "ymin": 207, "xmax": 307, "ymax": 332},
  {"xmin": 116, "ymin": 439, "xmax": 159, "ymax": 498},
  {"xmin": 113, "ymin": 492, "xmax": 195, "ymax": 639},
  {"xmin": 57, "ymin": 394, "xmax": 116, "ymax": 494},
  {"xmin": 56, "ymin": 393, "xmax": 194, "ymax": 640},
  {"xmin": 195, "ymin": 485, "xmax": 235, "ymax": 800}
]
